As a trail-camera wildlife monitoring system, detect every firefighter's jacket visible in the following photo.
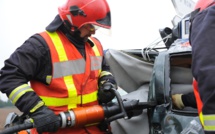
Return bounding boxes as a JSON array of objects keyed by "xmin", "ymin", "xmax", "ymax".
[
  {"xmin": 190, "ymin": 1, "xmax": 215, "ymax": 133},
  {"xmin": 31, "ymin": 31, "xmax": 103, "ymax": 111},
  {"xmin": 0, "ymin": 25, "xmax": 114, "ymax": 133}
]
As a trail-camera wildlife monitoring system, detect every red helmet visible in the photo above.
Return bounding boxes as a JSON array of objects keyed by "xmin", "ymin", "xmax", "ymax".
[
  {"xmin": 195, "ymin": 0, "xmax": 215, "ymax": 11},
  {"xmin": 58, "ymin": 0, "xmax": 111, "ymax": 31}
]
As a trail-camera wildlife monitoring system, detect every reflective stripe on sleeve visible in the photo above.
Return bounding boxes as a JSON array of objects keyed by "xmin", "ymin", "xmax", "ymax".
[
  {"xmin": 9, "ymin": 84, "xmax": 34, "ymax": 104},
  {"xmin": 100, "ymin": 71, "xmax": 112, "ymax": 78},
  {"xmin": 203, "ymin": 114, "xmax": 215, "ymax": 131},
  {"xmin": 30, "ymin": 101, "xmax": 45, "ymax": 113}
]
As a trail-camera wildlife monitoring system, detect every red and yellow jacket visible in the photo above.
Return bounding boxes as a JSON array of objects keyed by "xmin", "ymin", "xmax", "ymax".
[
  {"xmin": 29, "ymin": 31, "xmax": 110, "ymax": 134},
  {"xmin": 32, "ymin": 31, "xmax": 103, "ymax": 112}
]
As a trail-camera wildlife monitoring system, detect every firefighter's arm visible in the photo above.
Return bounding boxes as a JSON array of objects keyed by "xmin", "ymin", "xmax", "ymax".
[
  {"xmin": 172, "ymin": 92, "xmax": 197, "ymax": 109},
  {"xmin": 29, "ymin": 101, "xmax": 61, "ymax": 133},
  {"xmin": 0, "ymin": 35, "xmax": 49, "ymax": 112},
  {"xmin": 0, "ymin": 35, "xmax": 61, "ymax": 133},
  {"xmin": 98, "ymin": 56, "xmax": 117, "ymax": 103}
]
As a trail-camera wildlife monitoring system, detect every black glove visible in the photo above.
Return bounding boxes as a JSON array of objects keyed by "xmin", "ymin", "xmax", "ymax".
[
  {"xmin": 30, "ymin": 105, "xmax": 61, "ymax": 134},
  {"xmin": 98, "ymin": 82, "xmax": 117, "ymax": 104}
]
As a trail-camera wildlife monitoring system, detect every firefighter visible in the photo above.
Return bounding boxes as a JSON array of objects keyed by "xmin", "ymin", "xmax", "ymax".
[
  {"xmin": 0, "ymin": 0, "xmax": 117, "ymax": 133},
  {"xmin": 189, "ymin": 0, "xmax": 215, "ymax": 133}
]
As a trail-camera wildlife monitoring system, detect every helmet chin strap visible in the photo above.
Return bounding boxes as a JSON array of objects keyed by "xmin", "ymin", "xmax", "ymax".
[
  {"xmin": 63, "ymin": 20, "xmax": 78, "ymax": 33},
  {"xmin": 62, "ymin": 21, "xmax": 81, "ymax": 39}
]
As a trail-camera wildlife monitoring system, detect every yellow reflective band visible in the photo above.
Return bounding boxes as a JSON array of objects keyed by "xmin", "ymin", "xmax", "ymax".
[
  {"xmin": 12, "ymin": 89, "xmax": 34, "ymax": 104},
  {"xmin": 9, "ymin": 84, "xmax": 28, "ymax": 99},
  {"xmin": 40, "ymin": 91, "xmax": 98, "ymax": 107},
  {"xmin": 62, "ymin": 65, "xmax": 77, "ymax": 109},
  {"xmin": 30, "ymin": 101, "xmax": 45, "ymax": 113},
  {"xmin": 199, "ymin": 112, "xmax": 204, "ymax": 126},
  {"xmin": 203, "ymin": 114, "xmax": 215, "ymax": 131},
  {"xmin": 92, "ymin": 45, "xmax": 100, "ymax": 56},
  {"xmin": 204, "ymin": 126, "xmax": 215, "ymax": 131},
  {"xmin": 203, "ymin": 115, "xmax": 215, "ymax": 120},
  {"xmin": 46, "ymin": 75, "xmax": 52, "ymax": 84},
  {"xmin": 64, "ymin": 75, "xmax": 77, "ymax": 98},
  {"xmin": 88, "ymin": 38, "xmax": 100, "ymax": 56},
  {"xmin": 46, "ymin": 31, "xmax": 68, "ymax": 61},
  {"xmin": 9, "ymin": 84, "xmax": 34, "ymax": 104},
  {"xmin": 29, "ymin": 118, "xmax": 34, "ymax": 123},
  {"xmin": 82, "ymin": 91, "xmax": 98, "ymax": 104},
  {"xmin": 100, "ymin": 71, "xmax": 112, "ymax": 78},
  {"xmin": 47, "ymin": 31, "xmax": 78, "ymax": 109}
]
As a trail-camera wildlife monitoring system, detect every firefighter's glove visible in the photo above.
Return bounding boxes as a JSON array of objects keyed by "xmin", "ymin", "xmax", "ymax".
[
  {"xmin": 172, "ymin": 94, "xmax": 185, "ymax": 110},
  {"xmin": 98, "ymin": 82, "xmax": 117, "ymax": 104},
  {"xmin": 30, "ymin": 104, "xmax": 60, "ymax": 134}
]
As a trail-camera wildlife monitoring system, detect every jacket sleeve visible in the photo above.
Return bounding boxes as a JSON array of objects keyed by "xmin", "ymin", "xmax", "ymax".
[
  {"xmin": 190, "ymin": 7, "xmax": 215, "ymax": 114},
  {"xmin": 0, "ymin": 34, "xmax": 51, "ymax": 113},
  {"xmin": 181, "ymin": 92, "xmax": 197, "ymax": 108},
  {"xmin": 98, "ymin": 52, "xmax": 117, "ymax": 86}
]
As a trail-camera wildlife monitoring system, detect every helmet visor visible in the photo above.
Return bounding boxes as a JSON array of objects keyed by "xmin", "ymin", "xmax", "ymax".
[
  {"xmin": 96, "ymin": 12, "xmax": 111, "ymax": 29},
  {"xmin": 95, "ymin": 25, "xmax": 112, "ymax": 36}
]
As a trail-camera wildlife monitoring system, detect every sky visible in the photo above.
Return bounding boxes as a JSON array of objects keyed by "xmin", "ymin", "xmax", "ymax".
[{"xmin": 0, "ymin": 0, "xmax": 196, "ymax": 101}]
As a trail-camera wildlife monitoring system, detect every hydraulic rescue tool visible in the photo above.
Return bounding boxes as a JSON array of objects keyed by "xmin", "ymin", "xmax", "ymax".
[{"xmin": 0, "ymin": 86, "xmax": 156, "ymax": 134}]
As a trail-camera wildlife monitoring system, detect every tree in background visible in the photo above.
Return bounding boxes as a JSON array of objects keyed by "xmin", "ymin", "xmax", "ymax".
[{"xmin": 0, "ymin": 99, "xmax": 14, "ymax": 108}]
